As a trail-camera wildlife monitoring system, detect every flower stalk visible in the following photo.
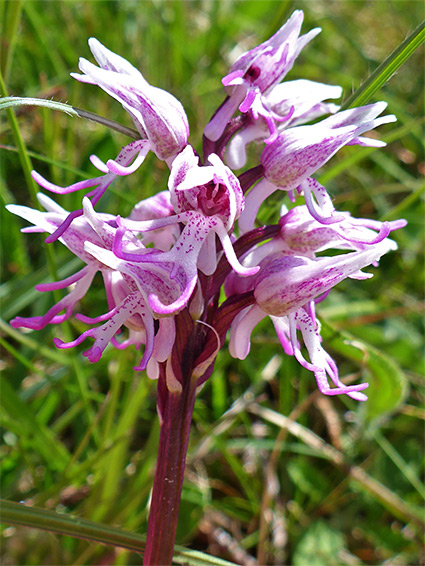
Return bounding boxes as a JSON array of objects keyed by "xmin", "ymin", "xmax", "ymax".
[
  {"xmin": 143, "ymin": 367, "xmax": 198, "ymax": 565},
  {"xmin": 143, "ymin": 308, "xmax": 201, "ymax": 564}
]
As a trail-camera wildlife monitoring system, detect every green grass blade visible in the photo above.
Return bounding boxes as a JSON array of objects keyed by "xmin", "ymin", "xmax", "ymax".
[
  {"xmin": 0, "ymin": 96, "xmax": 139, "ymax": 138},
  {"xmin": 0, "ymin": 80, "xmax": 38, "ymax": 202},
  {"xmin": 249, "ymin": 405, "xmax": 425, "ymax": 530},
  {"xmin": 371, "ymin": 429, "xmax": 425, "ymax": 499},
  {"xmin": 1, "ymin": 376, "xmax": 71, "ymax": 469},
  {"xmin": 0, "ymin": 0, "xmax": 23, "ymax": 82},
  {"xmin": 0, "ymin": 500, "xmax": 237, "ymax": 566},
  {"xmin": 0, "ymin": 336, "xmax": 46, "ymax": 376},
  {"xmin": 22, "ymin": 1, "xmax": 68, "ymax": 78},
  {"xmin": 91, "ymin": 376, "xmax": 152, "ymax": 522},
  {"xmin": 0, "ymin": 74, "xmax": 63, "ymax": 293},
  {"xmin": 0, "ymin": 317, "xmax": 70, "ymax": 365},
  {"xmin": 341, "ymin": 20, "xmax": 425, "ymax": 109},
  {"xmin": 381, "ymin": 182, "xmax": 425, "ymax": 221},
  {"xmin": 0, "ymin": 144, "xmax": 92, "ymax": 179},
  {"xmin": 0, "ymin": 499, "xmax": 146, "ymax": 553}
]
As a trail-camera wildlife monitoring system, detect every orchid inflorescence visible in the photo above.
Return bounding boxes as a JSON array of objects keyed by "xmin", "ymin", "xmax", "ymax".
[{"xmin": 8, "ymin": 10, "xmax": 405, "ymax": 403}]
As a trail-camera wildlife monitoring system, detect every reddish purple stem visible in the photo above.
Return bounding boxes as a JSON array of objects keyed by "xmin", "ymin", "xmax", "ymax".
[{"xmin": 142, "ymin": 367, "xmax": 198, "ymax": 565}]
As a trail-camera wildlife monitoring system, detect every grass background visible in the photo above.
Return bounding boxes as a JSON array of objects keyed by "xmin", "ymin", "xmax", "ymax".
[{"xmin": 1, "ymin": 1, "xmax": 424, "ymax": 564}]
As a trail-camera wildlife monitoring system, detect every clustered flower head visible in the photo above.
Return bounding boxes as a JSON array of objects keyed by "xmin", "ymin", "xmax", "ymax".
[{"xmin": 9, "ymin": 10, "xmax": 406, "ymax": 402}]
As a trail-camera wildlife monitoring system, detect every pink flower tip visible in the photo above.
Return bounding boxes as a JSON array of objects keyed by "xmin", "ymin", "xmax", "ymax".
[
  {"xmin": 84, "ymin": 346, "xmax": 102, "ymax": 363},
  {"xmin": 352, "ymin": 391, "xmax": 368, "ymax": 402},
  {"xmin": 10, "ymin": 316, "xmax": 43, "ymax": 330}
]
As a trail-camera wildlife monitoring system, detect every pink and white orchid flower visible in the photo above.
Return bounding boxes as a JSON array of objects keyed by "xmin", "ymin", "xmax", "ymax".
[
  {"xmin": 239, "ymin": 102, "xmax": 396, "ymax": 232},
  {"xmin": 112, "ymin": 146, "xmax": 259, "ymax": 314},
  {"xmin": 204, "ymin": 10, "xmax": 320, "ymax": 142},
  {"xmin": 8, "ymin": 9, "xmax": 405, "ymax": 405},
  {"xmin": 226, "ymin": 205, "xmax": 403, "ymax": 400},
  {"xmin": 72, "ymin": 38, "xmax": 189, "ymax": 162},
  {"xmin": 7, "ymin": 194, "xmax": 174, "ymax": 372},
  {"xmin": 225, "ymin": 80, "xmax": 342, "ymax": 170}
]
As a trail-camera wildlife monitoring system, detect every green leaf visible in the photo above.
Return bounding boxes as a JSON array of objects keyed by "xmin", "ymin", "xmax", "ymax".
[
  {"xmin": 0, "ymin": 499, "xmax": 237, "ymax": 566},
  {"xmin": 0, "ymin": 96, "xmax": 139, "ymax": 139},
  {"xmin": 341, "ymin": 20, "xmax": 425, "ymax": 109}
]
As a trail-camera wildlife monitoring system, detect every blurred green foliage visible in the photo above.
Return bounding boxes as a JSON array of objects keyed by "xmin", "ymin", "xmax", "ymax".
[{"xmin": 1, "ymin": 1, "xmax": 424, "ymax": 564}]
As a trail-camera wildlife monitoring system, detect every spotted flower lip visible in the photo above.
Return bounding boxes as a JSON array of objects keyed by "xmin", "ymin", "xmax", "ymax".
[
  {"xmin": 53, "ymin": 281, "xmax": 156, "ymax": 371},
  {"xmin": 227, "ymin": 240, "xmax": 390, "ymax": 403},
  {"xmin": 224, "ymin": 196, "xmax": 406, "ymax": 402},
  {"xmin": 229, "ymin": 303, "xmax": 369, "ymax": 401},
  {"xmin": 109, "ymin": 147, "xmax": 259, "ymax": 315},
  {"xmin": 71, "ymin": 38, "xmax": 189, "ymax": 161}
]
